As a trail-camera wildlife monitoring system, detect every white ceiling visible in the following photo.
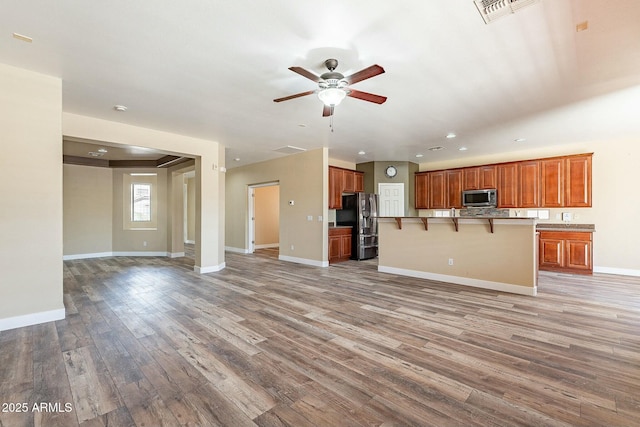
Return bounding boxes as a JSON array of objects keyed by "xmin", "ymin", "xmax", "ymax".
[{"xmin": 2, "ymin": 0, "xmax": 640, "ymax": 168}]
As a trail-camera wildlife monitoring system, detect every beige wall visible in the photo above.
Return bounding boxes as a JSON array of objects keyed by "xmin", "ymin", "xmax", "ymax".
[
  {"xmin": 186, "ymin": 176, "xmax": 196, "ymax": 242},
  {"xmin": 378, "ymin": 218, "xmax": 537, "ymax": 295},
  {"xmin": 226, "ymin": 148, "xmax": 327, "ymax": 265},
  {"xmin": 255, "ymin": 185, "xmax": 280, "ymax": 247},
  {"xmin": 63, "ymin": 164, "xmax": 113, "ymax": 256},
  {"xmin": 0, "ymin": 64, "xmax": 64, "ymax": 329},
  {"xmin": 62, "ymin": 113, "xmax": 225, "ymax": 272},
  {"xmin": 112, "ymin": 168, "xmax": 168, "ymax": 252},
  {"xmin": 419, "ymin": 140, "xmax": 639, "ymax": 275}
]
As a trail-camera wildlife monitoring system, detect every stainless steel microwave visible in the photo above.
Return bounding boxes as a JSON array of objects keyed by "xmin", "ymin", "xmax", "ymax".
[{"xmin": 462, "ymin": 189, "xmax": 497, "ymax": 207}]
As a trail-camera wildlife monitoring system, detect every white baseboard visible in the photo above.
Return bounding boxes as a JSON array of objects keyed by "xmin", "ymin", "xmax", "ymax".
[
  {"xmin": 593, "ymin": 266, "xmax": 640, "ymax": 277},
  {"xmin": 112, "ymin": 251, "xmax": 169, "ymax": 257},
  {"xmin": 225, "ymin": 246, "xmax": 250, "ymax": 254},
  {"xmin": 378, "ymin": 265, "xmax": 537, "ymax": 296},
  {"xmin": 63, "ymin": 252, "xmax": 112, "ymax": 261},
  {"xmin": 0, "ymin": 308, "xmax": 65, "ymax": 332},
  {"xmin": 255, "ymin": 243, "xmax": 280, "ymax": 249},
  {"xmin": 278, "ymin": 255, "xmax": 329, "ymax": 268},
  {"xmin": 195, "ymin": 263, "xmax": 226, "ymax": 274},
  {"xmin": 64, "ymin": 251, "xmax": 169, "ymax": 260},
  {"xmin": 169, "ymin": 252, "xmax": 185, "ymax": 258}
]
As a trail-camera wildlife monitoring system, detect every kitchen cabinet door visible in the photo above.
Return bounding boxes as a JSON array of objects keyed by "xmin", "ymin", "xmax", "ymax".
[
  {"xmin": 479, "ymin": 165, "xmax": 497, "ymax": 189},
  {"xmin": 329, "ymin": 167, "xmax": 344, "ymax": 209},
  {"xmin": 565, "ymin": 238, "xmax": 592, "ymax": 272},
  {"xmin": 415, "ymin": 173, "xmax": 429, "ymax": 209},
  {"xmin": 463, "ymin": 167, "xmax": 479, "ymax": 190},
  {"xmin": 518, "ymin": 160, "xmax": 540, "ymax": 208},
  {"xmin": 539, "ymin": 235, "xmax": 564, "ymax": 270},
  {"xmin": 429, "ymin": 171, "xmax": 446, "ymax": 209},
  {"xmin": 565, "ymin": 154, "xmax": 592, "ymax": 207},
  {"xmin": 446, "ymin": 169, "xmax": 463, "ymax": 208},
  {"xmin": 538, "ymin": 231, "xmax": 593, "ymax": 274},
  {"xmin": 354, "ymin": 171, "xmax": 364, "ymax": 192},
  {"xmin": 540, "ymin": 158, "xmax": 564, "ymax": 207},
  {"xmin": 497, "ymin": 163, "xmax": 518, "ymax": 208},
  {"xmin": 343, "ymin": 170, "xmax": 355, "ymax": 193}
]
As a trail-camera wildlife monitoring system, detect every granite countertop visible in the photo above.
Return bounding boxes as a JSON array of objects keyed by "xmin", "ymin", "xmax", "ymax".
[{"xmin": 536, "ymin": 223, "xmax": 595, "ymax": 232}]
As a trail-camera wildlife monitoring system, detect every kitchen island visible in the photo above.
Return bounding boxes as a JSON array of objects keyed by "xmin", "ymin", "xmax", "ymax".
[{"xmin": 378, "ymin": 216, "xmax": 538, "ymax": 295}]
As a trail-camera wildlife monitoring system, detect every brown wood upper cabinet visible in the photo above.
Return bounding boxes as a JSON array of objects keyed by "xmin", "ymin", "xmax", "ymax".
[
  {"xmin": 497, "ymin": 162, "xmax": 518, "ymax": 208},
  {"xmin": 415, "ymin": 173, "xmax": 429, "ymax": 209},
  {"xmin": 329, "ymin": 167, "xmax": 344, "ymax": 209},
  {"xmin": 463, "ymin": 167, "xmax": 479, "ymax": 190},
  {"xmin": 414, "ymin": 153, "xmax": 592, "ymax": 209},
  {"xmin": 328, "ymin": 166, "xmax": 364, "ymax": 209},
  {"xmin": 540, "ymin": 157, "xmax": 564, "ymax": 207},
  {"xmin": 446, "ymin": 169, "xmax": 463, "ymax": 208},
  {"xmin": 429, "ymin": 170, "xmax": 447, "ymax": 209},
  {"xmin": 565, "ymin": 154, "xmax": 592, "ymax": 207},
  {"xmin": 518, "ymin": 160, "xmax": 540, "ymax": 208},
  {"xmin": 479, "ymin": 165, "xmax": 497, "ymax": 189}
]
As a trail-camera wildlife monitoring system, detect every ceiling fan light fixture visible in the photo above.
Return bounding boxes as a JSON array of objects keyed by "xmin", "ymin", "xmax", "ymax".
[{"xmin": 318, "ymin": 88, "xmax": 346, "ymax": 106}]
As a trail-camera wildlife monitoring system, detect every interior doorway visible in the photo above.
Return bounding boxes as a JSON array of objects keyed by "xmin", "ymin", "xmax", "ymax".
[
  {"xmin": 248, "ymin": 182, "xmax": 280, "ymax": 254},
  {"xmin": 378, "ymin": 183, "xmax": 405, "ymax": 216}
]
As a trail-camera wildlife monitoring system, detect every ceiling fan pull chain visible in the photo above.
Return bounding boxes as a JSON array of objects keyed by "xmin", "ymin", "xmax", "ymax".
[{"xmin": 330, "ymin": 106, "xmax": 335, "ymax": 132}]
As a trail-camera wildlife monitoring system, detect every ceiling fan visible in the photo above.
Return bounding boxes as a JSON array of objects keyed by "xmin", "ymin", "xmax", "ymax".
[{"xmin": 274, "ymin": 58, "xmax": 387, "ymax": 116}]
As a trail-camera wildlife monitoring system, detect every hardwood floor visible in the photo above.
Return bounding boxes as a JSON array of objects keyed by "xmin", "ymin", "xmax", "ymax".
[{"xmin": 1, "ymin": 250, "xmax": 640, "ymax": 426}]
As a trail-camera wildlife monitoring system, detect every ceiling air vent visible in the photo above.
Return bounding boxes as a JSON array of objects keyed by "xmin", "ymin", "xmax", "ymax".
[
  {"xmin": 274, "ymin": 145, "xmax": 306, "ymax": 155},
  {"xmin": 474, "ymin": 0, "xmax": 539, "ymax": 24}
]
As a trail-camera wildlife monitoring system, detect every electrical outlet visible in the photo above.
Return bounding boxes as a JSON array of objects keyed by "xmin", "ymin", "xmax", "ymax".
[
  {"xmin": 562, "ymin": 212, "xmax": 572, "ymax": 221},
  {"xmin": 143, "ymin": 241, "xmax": 148, "ymax": 247},
  {"xmin": 290, "ymin": 244, "xmax": 294, "ymax": 251},
  {"xmin": 448, "ymin": 258, "xmax": 454, "ymax": 266}
]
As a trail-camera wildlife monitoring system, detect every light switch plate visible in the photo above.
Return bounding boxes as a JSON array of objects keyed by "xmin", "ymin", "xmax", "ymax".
[{"xmin": 562, "ymin": 212, "xmax": 572, "ymax": 221}]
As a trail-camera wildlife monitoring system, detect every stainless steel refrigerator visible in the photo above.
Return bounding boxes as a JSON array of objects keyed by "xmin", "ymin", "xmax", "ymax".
[{"xmin": 336, "ymin": 193, "xmax": 378, "ymax": 260}]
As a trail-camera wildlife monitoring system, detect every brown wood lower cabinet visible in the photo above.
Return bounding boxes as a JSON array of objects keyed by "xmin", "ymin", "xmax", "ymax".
[
  {"xmin": 329, "ymin": 227, "xmax": 352, "ymax": 264},
  {"xmin": 539, "ymin": 231, "xmax": 592, "ymax": 274}
]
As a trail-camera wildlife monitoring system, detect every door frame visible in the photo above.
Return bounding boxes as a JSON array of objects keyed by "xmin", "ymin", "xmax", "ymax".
[{"xmin": 247, "ymin": 181, "xmax": 279, "ymax": 254}]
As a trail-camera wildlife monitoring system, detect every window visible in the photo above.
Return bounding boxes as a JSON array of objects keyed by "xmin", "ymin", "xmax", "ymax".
[
  {"xmin": 123, "ymin": 173, "xmax": 157, "ymax": 230},
  {"xmin": 131, "ymin": 183, "xmax": 151, "ymax": 222}
]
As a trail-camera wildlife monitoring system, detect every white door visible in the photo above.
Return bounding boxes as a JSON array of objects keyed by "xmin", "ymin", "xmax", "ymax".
[{"xmin": 378, "ymin": 183, "xmax": 405, "ymax": 216}]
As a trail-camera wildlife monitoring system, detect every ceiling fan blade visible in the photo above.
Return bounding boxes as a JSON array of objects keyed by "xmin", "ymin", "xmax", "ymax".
[
  {"xmin": 344, "ymin": 64, "xmax": 385, "ymax": 85},
  {"xmin": 347, "ymin": 89, "xmax": 387, "ymax": 104},
  {"xmin": 273, "ymin": 90, "xmax": 315, "ymax": 103},
  {"xmin": 289, "ymin": 66, "xmax": 322, "ymax": 82},
  {"xmin": 322, "ymin": 105, "xmax": 333, "ymax": 117}
]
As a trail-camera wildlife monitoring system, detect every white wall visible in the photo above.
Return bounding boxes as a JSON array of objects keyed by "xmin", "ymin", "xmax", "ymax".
[{"xmin": 0, "ymin": 64, "xmax": 64, "ymax": 330}]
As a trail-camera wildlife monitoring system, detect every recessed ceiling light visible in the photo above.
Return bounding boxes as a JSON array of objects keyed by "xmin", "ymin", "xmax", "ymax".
[
  {"xmin": 458, "ymin": 147, "xmax": 468, "ymax": 151},
  {"xmin": 358, "ymin": 150, "xmax": 366, "ymax": 155},
  {"xmin": 428, "ymin": 146, "xmax": 445, "ymax": 151},
  {"xmin": 514, "ymin": 138, "xmax": 527, "ymax": 143},
  {"xmin": 234, "ymin": 158, "xmax": 241, "ymax": 162},
  {"xmin": 97, "ymin": 148, "xmax": 108, "ymax": 153},
  {"xmin": 415, "ymin": 154, "xmax": 424, "ymax": 158},
  {"xmin": 298, "ymin": 124, "xmax": 307, "ymax": 127},
  {"xmin": 446, "ymin": 132, "xmax": 457, "ymax": 139},
  {"xmin": 114, "ymin": 105, "xmax": 128, "ymax": 112}
]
